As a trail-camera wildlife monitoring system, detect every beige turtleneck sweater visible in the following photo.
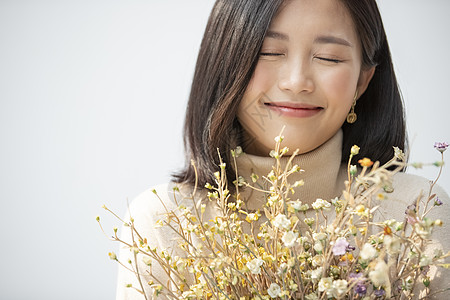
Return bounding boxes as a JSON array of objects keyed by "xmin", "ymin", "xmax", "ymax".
[{"xmin": 116, "ymin": 131, "xmax": 450, "ymax": 299}]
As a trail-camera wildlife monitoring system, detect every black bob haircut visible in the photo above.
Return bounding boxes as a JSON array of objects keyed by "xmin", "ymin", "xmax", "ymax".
[{"xmin": 171, "ymin": 0, "xmax": 406, "ymax": 193}]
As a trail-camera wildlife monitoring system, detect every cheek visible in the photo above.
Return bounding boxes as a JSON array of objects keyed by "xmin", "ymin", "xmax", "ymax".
[
  {"xmin": 321, "ymin": 67, "xmax": 358, "ymax": 108},
  {"xmin": 247, "ymin": 63, "xmax": 277, "ymax": 95}
]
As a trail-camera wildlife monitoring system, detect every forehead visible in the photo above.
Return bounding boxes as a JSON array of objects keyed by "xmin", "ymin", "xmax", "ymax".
[{"xmin": 269, "ymin": 0, "xmax": 357, "ymax": 41}]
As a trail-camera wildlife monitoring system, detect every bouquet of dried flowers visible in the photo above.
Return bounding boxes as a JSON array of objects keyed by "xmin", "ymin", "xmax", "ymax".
[{"xmin": 98, "ymin": 136, "xmax": 449, "ymax": 299}]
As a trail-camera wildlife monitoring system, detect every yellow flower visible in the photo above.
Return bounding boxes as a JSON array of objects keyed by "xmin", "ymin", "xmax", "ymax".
[{"xmin": 108, "ymin": 251, "xmax": 117, "ymax": 260}]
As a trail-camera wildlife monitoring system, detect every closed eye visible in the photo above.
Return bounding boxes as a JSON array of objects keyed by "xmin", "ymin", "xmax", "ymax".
[
  {"xmin": 316, "ymin": 57, "xmax": 342, "ymax": 63},
  {"xmin": 259, "ymin": 52, "xmax": 283, "ymax": 57}
]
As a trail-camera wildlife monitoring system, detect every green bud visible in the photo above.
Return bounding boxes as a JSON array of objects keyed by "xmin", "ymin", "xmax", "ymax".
[
  {"xmin": 433, "ymin": 161, "xmax": 445, "ymax": 167},
  {"xmin": 423, "ymin": 277, "xmax": 430, "ymax": 287}
]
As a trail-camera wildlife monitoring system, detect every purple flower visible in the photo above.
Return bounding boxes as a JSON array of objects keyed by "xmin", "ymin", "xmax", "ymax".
[
  {"xmin": 354, "ymin": 283, "xmax": 367, "ymax": 296},
  {"xmin": 374, "ymin": 288, "xmax": 385, "ymax": 297},
  {"xmin": 405, "ymin": 204, "xmax": 416, "ymax": 214},
  {"xmin": 421, "ymin": 265, "xmax": 430, "ymax": 275},
  {"xmin": 434, "ymin": 142, "xmax": 449, "ymax": 153},
  {"xmin": 348, "ymin": 272, "xmax": 363, "ymax": 280},
  {"xmin": 332, "ymin": 237, "xmax": 349, "ymax": 256},
  {"xmin": 434, "ymin": 197, "xmax": 443, "ymax": 206},
  {"xmin": 405, "ymin": 204, "xmax": 418, "ymax": 224},
  {"xmin": 346, "ymin": 244, "xmax": 356, "ymax": 252}
]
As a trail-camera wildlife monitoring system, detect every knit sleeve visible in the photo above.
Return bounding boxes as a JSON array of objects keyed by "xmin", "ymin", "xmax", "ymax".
[
  {"xmin": 383, "ymin": 173, "xmax": 450, "ymax": 299},
  {"xmin": 420, "ymin": 183, "xmax": 450, "ymax": 299},
  {"xmin": 115, "ymin": 183, "xmax": 178, "ymax": 300}
]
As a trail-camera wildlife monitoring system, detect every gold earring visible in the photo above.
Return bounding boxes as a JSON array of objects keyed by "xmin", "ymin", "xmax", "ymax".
[{"xmin": 346, "ymin": 91, "xmax": 358, "ymax": 124}]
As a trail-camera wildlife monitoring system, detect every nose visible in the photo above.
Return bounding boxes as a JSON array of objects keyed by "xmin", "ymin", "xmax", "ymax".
[{"xmin": 278, "ymin": 58, "xmax": 314, "ymax": 94}]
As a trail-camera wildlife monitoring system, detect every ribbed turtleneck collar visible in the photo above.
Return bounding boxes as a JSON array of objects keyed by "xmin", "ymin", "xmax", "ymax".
[{"xmin": 233, "ymin": 130, "xmax": 347, "ymax": 210}]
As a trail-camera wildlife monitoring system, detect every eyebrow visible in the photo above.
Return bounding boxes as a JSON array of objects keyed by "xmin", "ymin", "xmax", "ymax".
[
  {"xmin": 265, "ymin": 30, "xmax": 352, "ymax": 47},
  {"xmin": 265, "ymin": 30, "xmax": 289, "ymax": 41},
  {"xmin": 314, "ymin": 35, "xmax": 352, "ymax": 47}
]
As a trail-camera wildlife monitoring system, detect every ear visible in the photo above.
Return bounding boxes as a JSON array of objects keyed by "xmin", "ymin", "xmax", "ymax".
[{"xmin": 356, "ymin": 66, "xmax": 376, "ymax": 99}]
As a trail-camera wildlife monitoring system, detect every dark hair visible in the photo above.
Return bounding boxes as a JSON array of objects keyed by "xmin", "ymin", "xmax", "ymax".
[{"xmin": 171, "ymin": 0, "xmax": 406, "ymax": 192}]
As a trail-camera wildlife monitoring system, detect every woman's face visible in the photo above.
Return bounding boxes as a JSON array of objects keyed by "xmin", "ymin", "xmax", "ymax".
[{"xmin": 237, "ymin": 0, "xmax": 374, "ymax": 156}]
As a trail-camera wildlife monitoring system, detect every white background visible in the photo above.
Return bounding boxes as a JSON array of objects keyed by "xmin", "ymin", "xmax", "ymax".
[{"xmin": 0, "ymin": 1, "xmax": 448, "ymax": 299}]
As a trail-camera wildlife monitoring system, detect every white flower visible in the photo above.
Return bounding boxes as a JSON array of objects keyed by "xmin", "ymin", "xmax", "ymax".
[
  {"xmin": 414, "ymin": 218, "xmax": 434, "ymax": 239},
  {"xmin": 267, "ymin": 283, "xmax": 281, "ymax": 298},
  {"xmin": 272, "ymin": 214, "xmax": 291, "ymax": 230},
  {"xmin": 312, "ymin": 198, "xmax": 331, "ymax": 210},
  {"xmin": 246, "ymin": 257, "xmax": 264, "ymax": 275},
  {"xmin": 313, "ymin": 232, "xmax": 327, "ymax": 241},
  {"xmin": 312, "ymin": 255, "xmax": 324, "ymax": 267},
  {"xmin": 318, "ymin": 277, "xmax": 333, "ymax": 293},
  {"xmin": 332, "ymin": 279, "xmax": 348, "ymax": 297},
  {"xmin": 274, "ymin": 135, "xmax": 284, "ymax": 143},
  {"xmin": 282, "ymin": 231, "xmax": 298, "ymax": 248},
  {"xmin": 305, "ymin": 294, "xmax": 319, "ymax": 300},
  {"xmin": 360, "ymin": 243, "xmax": 377, "ymax": 260},
  {"xmin": 142, "ymin": 256, "xmax": 152, "ymax": 266},
  {"xmin": 277, "ymin": 262, "xmax": 288, "ymax": 275},
  {"xmin": 289, "ymin": 200, "xmax": 303, "ymax": 210},
  {"xmin": 383, "ymin": 235, "xmax": 401, "ymax": 255},
  {"xmin": 419, "ymin": 255, "xmax": 432, "ymax": 267},
  {"xmin": 393, "ymin": 146, "xmax": 405, "ymax": 160},
  {"xmin": 369, "ymin": 260, "xmax": 388, "ymax": 286},
  {"xmin": 311, "ymin": 267, "xmax": 323, "ymax": 283},
  {"xmin": 314, "ymin": 241, "xmax": 323, "ymax": 253}
]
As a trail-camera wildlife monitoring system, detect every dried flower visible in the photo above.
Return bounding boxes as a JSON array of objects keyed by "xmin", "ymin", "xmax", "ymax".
[
  {"xmin": 384, "ymin": 235, "xmax": 401, "ymax": 255},
  {"xmin": 288, "ymin": 200, "xmax": 303, "ymax": 211},
  {"xmin": 434, "ymin": 197, "xmax": 443, "ymax": 206},
  {"xmin": 332, "ymin": 279, "xmax": 348, "ymax": 298},
  {"xmin": 369, "ymin": 260, "xmax": 388, "ymax": 286},
  {"xmin": 101, "ymin": 132, "xmax": 447, "ymax": 299},
  {"xmin": 318, "ymin": 277, "xmax": 333, "ymax": 296},
  {"xmin": 312, "ymin": 198, "xmax": 331, "ymax": 210},
  {"xmin": 373, "ymin": 288, "xmax": 386, "ymax": 297},
  {"xmin": 246, "ymin": 257, "xmax": 264, "ymax": 275},
  {"xmin": 332, "ymin": 237, "xmax": 349, "ymax": 256},
  {"xmin": 351, "ymin": 145, "xmax": 360, "ymax": 156},
  {"xmin": 267, "ymin": 283, "xmax": 281, "ymax": 298},
  {"xmin": 360, "ymin": 243, "xmax": 377, "ymax": 261},
  {"xmin": 393, "ymin": 146, "xmax": 405, "ymax": 160},
  {"xmin": 434, "ymin": 142, "xmax": 449, "ymax": 153},
  {"xmin": 108, "ymin": 251, "xmax": 117, "ymax": 260},
  {"xmin": 274, "ymin": 135, "xmax": 284, "ymax": 143},
  {"xmin": 358, "ymin": 157, "xmax": 374, "ymax": 167},
  {"xmin": 282, "ymin": 231, "xmax": 298, "ymax": 248},
  {"xmin": 310, "ymin": 267, "xmax": 323, "ymax": 283},
  {"xmin": 354, "ymin": 283, "xmax": 367, "ymax": 296},
  {"xmin": 272, "ymin": 214, "xmax": 291, "ymax": 230}
]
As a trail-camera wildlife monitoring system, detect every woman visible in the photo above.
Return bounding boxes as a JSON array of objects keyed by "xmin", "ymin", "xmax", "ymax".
[{"xmin": 116, "ymin": 0, "xmax": 449, "ymax": 298}]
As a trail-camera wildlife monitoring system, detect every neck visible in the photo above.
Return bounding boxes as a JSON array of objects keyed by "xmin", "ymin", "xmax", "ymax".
[{"xmin": 233, "ymin": 130, "xmax": 347, "ymax": 210}]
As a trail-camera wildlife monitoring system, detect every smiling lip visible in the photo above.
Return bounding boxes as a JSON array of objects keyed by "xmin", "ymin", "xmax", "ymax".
[{"xmin": 264, "ymin": 102, "xmax": 323, "ymax": 118}]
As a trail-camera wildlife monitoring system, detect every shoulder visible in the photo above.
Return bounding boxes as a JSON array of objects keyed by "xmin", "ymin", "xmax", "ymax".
[
  {"xmin": 127, "ymin": 181, "xmax": 187, "ymax": 213},
  {"xmin": 377, "ymin": 172, "xmax": 450, "ymax": 226},
  {"xmin": 125, "ymin": 181, "xmax": 198, "ymax": 229},
  {"xmin": 388, "ymin": 172, "xmax": 449, "ymax": 206}
]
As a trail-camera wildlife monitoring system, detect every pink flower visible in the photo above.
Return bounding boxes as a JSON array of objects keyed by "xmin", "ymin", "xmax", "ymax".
[
  {"xmin": 434, "ymin": 142, "xmax": 449, "ymax": 153},
  {"xmin": 332, "ymin": 237, "xmax": 349, "ymax": 256}
]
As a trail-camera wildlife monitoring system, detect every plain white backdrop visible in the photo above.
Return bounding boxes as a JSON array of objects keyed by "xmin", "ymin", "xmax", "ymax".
[{"xmin": 0, "ymin": 1, "xmax": 448, "ymax": 299}]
